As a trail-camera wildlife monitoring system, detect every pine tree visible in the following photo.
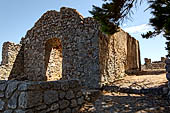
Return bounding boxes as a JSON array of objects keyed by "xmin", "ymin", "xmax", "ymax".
[{"xmin": 90, "ymin": 0, "xmax": 170, "ymax": 56}]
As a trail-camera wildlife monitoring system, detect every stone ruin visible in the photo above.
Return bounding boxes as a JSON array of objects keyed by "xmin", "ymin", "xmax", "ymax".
[
  {"xmin": 0, "ymin": 7, "xmax": 141, "ymax": 113},
  {"xmin": 142, "ymin": 57, "xmax": 166, "ymax": 70},
  {"xmin": 0, "ymin": 7, "xmax": 141, "ymax": 88}
]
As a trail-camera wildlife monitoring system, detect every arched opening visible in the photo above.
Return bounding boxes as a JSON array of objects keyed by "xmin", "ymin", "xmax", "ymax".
[{"xmin": 45, "ymin": 38, "xmax": 62, "ymax": 81}]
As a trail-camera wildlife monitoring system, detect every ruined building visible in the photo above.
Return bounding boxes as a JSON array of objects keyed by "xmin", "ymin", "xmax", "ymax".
[
  {"xmin": 142, "ymin": 57, "xmax": 166, "ymax": 70},
  {"xmin": 0, "ymin": 7, "xmax": 141, "ymax": 88}
]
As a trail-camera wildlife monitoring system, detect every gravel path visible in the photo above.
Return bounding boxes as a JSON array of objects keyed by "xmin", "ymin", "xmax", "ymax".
[{"xmin": 80, "ymin": 71, "xmax": 170, "ymax": 113}]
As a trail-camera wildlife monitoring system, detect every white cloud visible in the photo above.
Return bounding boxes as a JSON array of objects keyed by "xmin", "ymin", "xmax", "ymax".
[
  {"xmin": 122, "ymin": 24, "xmax": 127, "ymax": 27},
  {"xmin": 123, "ymin": 24, "xmax": 152, "ymax": 34}
]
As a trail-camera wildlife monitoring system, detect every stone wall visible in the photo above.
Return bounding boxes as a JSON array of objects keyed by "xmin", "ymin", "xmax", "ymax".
[
  {"xmin": 99, "ymin": 29, "xmax": 141, "ymax": 85},
  {"xmin": 165, "ymin": 59, "xmax": 170, "ymax": 100},
  {"xmin": 0, "ymin": 42, "xmax": 23, "ymax": 80},
  {"xmin": 0, "ymin": 79, "xmax": 84, "ymax": 113},
  {"xmin": 8, "ymin": 7, "xmax": 101, "ymax": 88},
  {"xmin": 142, "ymin": 57, "xmax": 166, "ymax": 70}
]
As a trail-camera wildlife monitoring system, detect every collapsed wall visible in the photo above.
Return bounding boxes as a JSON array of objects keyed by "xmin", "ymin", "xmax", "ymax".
[
  {"xmin": 0, "ymin": 42, "xmax": 23, "ymax": 80},
  {"xmin": 99, "ymin": 29, "xmax": 141, "ymax": 85}
]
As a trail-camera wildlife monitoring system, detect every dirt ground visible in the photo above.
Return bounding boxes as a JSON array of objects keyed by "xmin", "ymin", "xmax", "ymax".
[
  {"xmin": 111, "ymin": 71, "xmax": 167, "ymax": 89},
  {"xmin": 80, "ymin": 71, "xmax": 170, "ymax": 113}
]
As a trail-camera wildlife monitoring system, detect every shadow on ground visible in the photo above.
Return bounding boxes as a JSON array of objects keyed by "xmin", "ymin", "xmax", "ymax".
[{"xmin": 80, "ymin": 83, "xmax": 170, "ymax": 113}]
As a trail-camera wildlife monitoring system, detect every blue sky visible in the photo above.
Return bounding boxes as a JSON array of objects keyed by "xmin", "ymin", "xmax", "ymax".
[{"xmin": 0, "ymin": 0, "xmax": 167, "ymax": 64}]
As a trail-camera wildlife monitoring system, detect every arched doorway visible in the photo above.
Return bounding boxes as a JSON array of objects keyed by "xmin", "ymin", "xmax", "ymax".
[{"xmin": 45, "ymin": 38, "xmax": 62, "ymax": 81}]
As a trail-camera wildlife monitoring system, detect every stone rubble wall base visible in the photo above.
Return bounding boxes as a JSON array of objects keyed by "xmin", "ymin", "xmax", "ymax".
[
  {"xmin": 0, "ymin": 79, "xmax": 84, "ymax": 113},
  {"xmin": 165, "ymin": 59, "xmax": 170, "ymax": 100}
]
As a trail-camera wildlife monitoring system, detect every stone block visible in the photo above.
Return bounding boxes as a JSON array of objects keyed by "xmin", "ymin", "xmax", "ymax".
[
  {"xmin": 166, "ymin": 59, "xmax": 170, "ymax": 64},
  {"xmin": 166, "ymin": 73, "xmax": 170, "ymax": 81},
  {"xmin": 0, "ymin": 99, "xmax": 5, "ymax": 110},
  {"xmin": 72, "ymin": 107, "xmax": 79, "ymax": 113},
  {"xmin": 59, "ymin": 90, "xmax": 65, "ymax": 99},
  {"xmin": 65, "ymin": 90, "xmax": 75, "ymax": 99},
  {"xmin": 61, "ymin": 108, "xmax": 71, "ymax": 113},
  {"xmin": 5, "ymin": 81, "xmax": 19, "ymax": 98},
  {"xmin": 8, "ymin": 92, "xmax": 19, "ymax": 109},
  {"xmin": 77, "ymin": 96, "xmax": 84, "ymax": 105},
  {"xmin": 4, "ymin": 110, "xmax": 13, "ymax": 113},
  {"xmin": 18, "ymin": 92, "xmax": 27, "ymax": 109},
  {"xmin": 61, "ymin": 82, "xmax": 69, "ymax": 91},
  {"xmin": 0, "ymin": 83, "xmax": 7, "ymax": 91},
  {"xmin": 48, "ymin": 103, "xmax": 59, "ymax": 111},
  {"xmin": 44, "ymin": 90, "xmax": 58, "ymax": 104},
  {"xmin": 59, "ymin": 100, "xmax": 70, "ymax": 109},
  {"xmin": 166, "ymin": 65, "xmax": 170, "ymax": 72},
  {"xmin": 19, "ymin": 91, "xmax": 43, "ymax": 108},
  {"xmin": 15, "ymin": 110, "xmax": 25, "ymax": 113},
  {"xmin": 70, "ymin": 99, "xmax": 77, "ymax": 108},
  {"xmin": 0, "ymin": 92, "xmax": 4, "ymax": 98}
]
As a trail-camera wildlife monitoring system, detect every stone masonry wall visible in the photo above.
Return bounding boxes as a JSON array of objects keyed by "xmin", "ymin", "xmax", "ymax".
[
  {"xmin": 142, "ymin": 57, "xmax": 166, "ymax": 70},
  {"xmin": 10, "ymin": 7, "xmax": 100, "ymax": 88},
  {"xmin": 0, "ymin": 79, "xmax": 84, "ymax": 113},
  {"xmin": 99, "ymin": 29, "xmax": 141, "ymax": 85},
  {"xmin": 1, "ymin": 7, "xmax": 141, "ymax": 89},
  {"xmin": 126, "ymin": 33, "xmax": 141, "ymax": 71},
  {"xmin": 0, "ymin": 42, "xmax": 23, "ymax": 80},
  {"xmin": 165, "ymin": 59, "xmax": 170, "ymax": 100}
]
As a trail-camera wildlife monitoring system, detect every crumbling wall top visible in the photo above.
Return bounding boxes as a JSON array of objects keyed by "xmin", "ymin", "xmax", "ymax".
[{"xmin": 1, "ymin": 42, "xmax": 21, "ymax": 65}]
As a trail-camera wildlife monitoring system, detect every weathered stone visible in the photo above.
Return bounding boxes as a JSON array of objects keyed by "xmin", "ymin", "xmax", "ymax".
[
  {"xmin": 35, "ymin": 104, "xmax": 47, "ymax": 111},
  {"xmin": 65, "ymin": 90, "xmax": 75, "ymax": 99},
  {"xmin": 15, "ymin": 110, "xmax": 25, "ymax": 113},
  {"xmin": 59, "ymin": 90, "xmax": 65, "ymax": 99},
  {"xmin": 44, "ymin": 90, "xmax": 58, "ymax": 104},
  {"xmin": 0, "ymin": 80, "xmax": 6, "ymax": 84},
  {"xmin": 168, "ymin": 82, "xmax": 170, "ymax": 89},
  {"xmin": 25, "ymin": 110, "xmax": 34, "ymax": 113},
  {"xmin": 18, "ymin": 83, "xmax": 28, "ymax": 91},
  {"xmin": 8, "ymin": 92, "xmax": 19, "ymax": 109},
  {"xmin": 76, "ymin": 91, "xmax": 82, "ymax": 98},
  {"xmin": 166, "ymin": 65, "xmax": 170, "ymax": 72},
  {"xmin": 61, "ymin": 108, "xmax": 71, "ymax": 113},
  {"xmin": 0, "ymin": 83, "xmax": 7, "ymax": 91},
  {"xmin": 77, "ymin": 96, "xmax": 84, "ymax": 105},
  {"xmin": 166, "ymin": 59, "xmax": 170, "ymax": 64},
  {"xmin": 71, "ymin": 99, "xmax": 77, "ymax": 107},
  {"xmin": 49, "ymin": 103, "xmax": 59, "ymax": 111},
  {"xmin": 0, "ymin": 99, "xmax": 5, "ymax": 110},
  {"xmin": 51, "ymin": 110, "xmax": 59, "ymax": 113},
  {"xmin": 19, "ymin": 91, "xmax": 43, "ymax": 108},
  {"xmin": 5, "ymin": 81, "xmax": 19, "ymax": 98},
  {"xmin": 72, "ymin": 107, "xmax": 80, "ymax": 113},
  {"xmin": 163, "ymin": 87, "xmax": 169, "ymax": 95},
  {"xmin": 69, "ymin": 80, "xmax": 80, "ymax": 88},
  {"xmin": 0, "ymin": 92, "xmax": 4, "ymax": 98},
  {"xmin": 0, "ymin": 42, "xmax": 22, "ymax": 79},
  {"xmin": 59, "ymin": 100, "xmax": 70, "ymax": 109},
  {"xmin": 4, "ymin": 110, "xmax": 13, "ymax": 113},
  {"xmin": 18, "ymin": 92, "xmax": 27, "ymax": 108},
  {"xmin": 166, "ymin": 73, "xmax": 170, "ymax": 81},
  {"xmin": 61, "ymin": 82, "xmax": 69, "ymax": 91}
]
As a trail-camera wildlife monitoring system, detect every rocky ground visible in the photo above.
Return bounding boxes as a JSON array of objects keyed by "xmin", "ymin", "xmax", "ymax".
[{"xmin": 80, "ymin": 70, "xmax": 170, "ymax": 113}]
